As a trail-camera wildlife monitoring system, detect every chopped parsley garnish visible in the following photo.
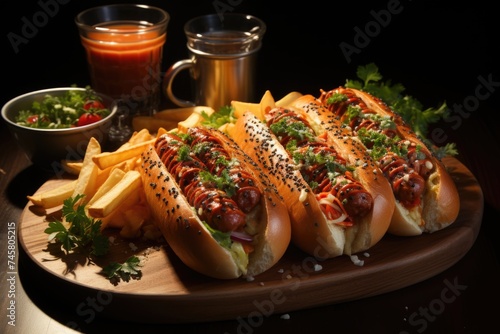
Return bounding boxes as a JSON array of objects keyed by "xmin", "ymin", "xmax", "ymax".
[
  {"xmin": 269, "ymin": 116, "xmax": 315, "ymax": 141},
  {"xmin": 287, "ymin": 139, "xmax": 352, "ymax": 188},
  {"xmin": 291, "ymin": 145, "xmax": 324, "ymax": 167},
  {"xmin": 327, "ymin": 92, "xmax": 348, "ymax": 104},
  {"xmin": 356, "ymin": 127, "xmax": 406, "ymax": 161},
  {"xmin": 345, "ymin": 63, "xmax": 457, "ymax": 158},
  {"xmin": 44, "ymin": 194, "xmax": 109, "ymax": 257},
  {"xmin": 177, "ymin": 144, "xmax": 192, "ymax": 161},
  {"xmin": 191, "ymin": 141, "xmax": 212, "ymax": 156},
  {"xmin": 344, "ymin": 104, "xmax": 362, "ymax": 123},
  {"xmin": 173, "ymin": 133, "xmax": 237, "ymax": 196},
  {"xmin": 375, "ymin": 115, "xmax": 397, "ymax": 131},
  {"xmin": 177, "ymin": 132, "xmax": 192, "ymax": 142},
  {"xmin": 199, "ymin": 169, "xmax": 236, "ymax": 197}
]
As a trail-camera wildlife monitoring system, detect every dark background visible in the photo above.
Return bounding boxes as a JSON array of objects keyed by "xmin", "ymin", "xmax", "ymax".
[
  {"xmin": 2, "ymin": 1, "xmax": 499, "ymax": 333},
  {"xmin": 3, "ymin": 0, "xmax": 498, "ymax": 216},
  {"xmin": 3, "ymin": 0, "xmax": 498, "ymax": 106}
]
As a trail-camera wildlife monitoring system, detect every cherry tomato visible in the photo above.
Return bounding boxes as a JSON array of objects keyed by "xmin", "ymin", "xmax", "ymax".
[
  {"xmin": 83, "ymin": 100, "xmax": 105, "ymax": 110},
  {"xmin": 26, "ymin": 115, "xmax": 39, "ymax": 124},
  {"xmin": 77, "ymin": 113, "xmax": 103, "ymax": 126}
]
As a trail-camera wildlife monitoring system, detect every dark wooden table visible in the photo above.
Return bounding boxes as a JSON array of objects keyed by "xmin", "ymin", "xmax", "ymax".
[
  {"xmin": 2, "ymin": 1, "xmax": 499, "ymax": 333},
  {"xmin": 1, "ymin": 119, "xmax": 499, "ymax": 333}
]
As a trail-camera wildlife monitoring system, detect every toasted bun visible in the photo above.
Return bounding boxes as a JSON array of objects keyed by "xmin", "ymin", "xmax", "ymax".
[
  {"xmin": 318, "ymin": 87, "xmax": 460, "ymax": 236},
  {"xmin": 139, "ymin": 127, "xmax": 291, "ymax": 279},
  {"xmin": 230, "ymin": 97, "xmax": 394, "ymax": 258},
  {"xmin": 421, "ymin": 159, "xmax": 460, "ymax": 232},
  {"xmin": 290, "ymin": 95, "xmax": 395, "ymax": 253}
]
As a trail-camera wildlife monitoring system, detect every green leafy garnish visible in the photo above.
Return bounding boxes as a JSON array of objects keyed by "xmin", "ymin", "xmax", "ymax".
[
  {"xmin": 199, "ymin": 169, "xmax": 236, "ymax": 197},
  {"xmin": 326, "ymin": 92, "xmax": 348, "ymax": 104},
  {"xmin": 177, "ymin": 144, "xmax": 192, "ymax": 161},
  {"xmin": 101, "ymin": 256, "xmax": 143, "ymax": 283},
  {"xmin": 287, "ymin": 139, "xmax": 353, "ymax": 189},
  {"xmin": 346, "ymin": 63, "xmax": 406, "ymax": 106},
  {"xmin": 191, "ymin": 141, "xmax": 212, "ymax": 157},
  {"xmin": 202, "ymin": 222, "xmax": 232, "ymax": 249},
  {"xmin": 345, "ymin": 63, "xmax": 457, "ymax": 158},
  {"xmin": 44, "ymin": 194, "xmax": 109, "ymax": 256},
  {"xmin": 356, "ymin": 128, "xmax": 406, "ymax": 161},
  {"xmin": 201, "ymin": 105, "xmax": 237, "ymax": 128},
  {"xmin": 269, "ymin": 116, "xmax": 315, "ymax": 142}
]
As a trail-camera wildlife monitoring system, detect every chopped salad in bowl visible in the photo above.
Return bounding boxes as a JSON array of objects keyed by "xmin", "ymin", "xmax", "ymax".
[
  {"xmin": 2, "ymin": 86, "xmax": 117, "ymax": 170},
  {"xmin": 15, "ymin": 86, "xmax": 111, "ymax": 129}
]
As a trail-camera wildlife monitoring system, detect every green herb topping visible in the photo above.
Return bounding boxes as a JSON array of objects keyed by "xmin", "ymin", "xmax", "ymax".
[
  {"xmin": 44, "ymin": 194, "xmax": 109, "ymax": 257},
  {"xmin": 201, "ymin": 105, "xmax": 237, "ymax": 128},
  {"xmin": 345, "ymin": 63, "xmax": 457, "ymax": 158},
  {"xmin": 101, "ymin": 256, "xmax": 143, "ymax": 284},
  {"xmin": 269, "ymin": 116, "xmax": 315, "ymax": 142}
]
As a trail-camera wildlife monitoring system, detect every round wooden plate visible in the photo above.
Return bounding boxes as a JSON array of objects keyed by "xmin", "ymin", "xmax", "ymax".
[{"xmin": 18, "ymin": 157, "xmax": 483, "ymax": 323}]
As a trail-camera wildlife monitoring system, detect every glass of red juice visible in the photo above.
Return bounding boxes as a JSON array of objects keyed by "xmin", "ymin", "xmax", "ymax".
[{"xmin": 75, "ymin": 4, "xmax": 169, "ymax": 143}]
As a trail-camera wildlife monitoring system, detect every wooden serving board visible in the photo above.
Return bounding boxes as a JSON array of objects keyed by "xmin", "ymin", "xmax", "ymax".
[{"xmin": 18, "ymin": 157, "xmax": 483, "ymax": 324}]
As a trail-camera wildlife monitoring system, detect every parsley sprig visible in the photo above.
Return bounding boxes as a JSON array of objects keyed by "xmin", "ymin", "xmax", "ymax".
[
  {"xmin": 345, "ymin": 63, "xmax": 457, "ymax": 158},
  {"xmin": 44, "ymin": 194, "xmax": 109, "ymax": 257},
  {"xmin": 101, "ymin": 256, "xmax": 143, "ymax": 283}
]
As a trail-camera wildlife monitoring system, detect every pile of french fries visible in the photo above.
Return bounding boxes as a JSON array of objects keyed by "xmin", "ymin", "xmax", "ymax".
[
  {"xmin": 27, "ymin": 90, "xmax": 303, "ymax": 240},
  {"xmin": 28, "ymin": 129, "xmax": 161, "ymax": 239}
]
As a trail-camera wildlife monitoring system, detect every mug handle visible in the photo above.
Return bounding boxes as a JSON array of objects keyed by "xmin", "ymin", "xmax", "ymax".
[{"xmin": 164, "ymin": 59, "xmax": 196, "ymax": 107}]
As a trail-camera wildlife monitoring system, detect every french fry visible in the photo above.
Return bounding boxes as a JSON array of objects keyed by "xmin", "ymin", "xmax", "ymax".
[
  {"xmin": 98, "ymin": 184, "xmax": 143, "ymax": 229},
  {"xmin": 177, "ymin": 105, "xmax": 216, "ymax": 132},
  {"xmin": 115, "ymin": 128, "xmax": 153, "ymax": 151},
  {"xmin": 125, "ymin": 154, "xmax": 143, "ymax": 171},
  {"xmin": 224, "ymin": 123, "xmax": 238, "ymax": 138},
  {"xmin": 276, "ymin": 91, "xmax": 303, "ymax": 107},
  {"xmin": 87, "ymin": 168, "xmax": 126, "ymax": 207},
  {"xmin": 127, "ymin": 128, "xmax": 153, "ymax": 145},
  {"xmin": 99, "ymin": 205, "xmax": 126, "ymax": 230},
  {"xmin": 259, "ymin": 90, "xmax": 276, "ymax": 120},
  {"xmin": 231, "ymin": 91, "xmax": 276, "ymax": 121},
  {"xmin": 92, "ymin": 139, "xmax": 155, "ymax": 170},
  {"xmin": 231, "ymin": 100, "xmax": 260, "ymax": 119},
  {"xmin": 27, "ymin": 179, "xmax": 78, "ymax": 209},
  {"xmin": 72, "ymin": 137, "xmax": 101, "ymax": 204},
  {"xmin": 88, "ymin": 170, "xmax": 142, "ymax": 218},
  {"xmin": 156, "ymin": 127, "xmax": 168, "ymax": 138},
  {"xmin": 177, "ymin": 112, "xmax": 207, "ymax": 133},
  {"xmin": 119, "ymin": 204, "xmax": 150, "ymax": 239},
  {"xmin": 61, "ymin": 160, "xmax": 83, "ymax": 175},
  {"xmin": 95, "ymin": 160, "xmax": 129, "ymax": 184}
]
